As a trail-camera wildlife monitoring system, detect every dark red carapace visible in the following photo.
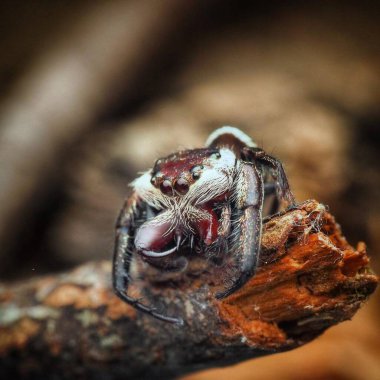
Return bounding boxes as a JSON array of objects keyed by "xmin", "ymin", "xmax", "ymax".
[{"xmin": 150, "ymin": 149, "xmax": 216, "ymax": 196}]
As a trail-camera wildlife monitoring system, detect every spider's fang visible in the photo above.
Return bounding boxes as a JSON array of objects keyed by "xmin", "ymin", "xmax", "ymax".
[
  {"xmin": 140, "ymin": 245, "xmax": 177, "ymax": 258},
  {"xmin": 176, "ymin": 233, "xmax": 182, "ymax": 251}
]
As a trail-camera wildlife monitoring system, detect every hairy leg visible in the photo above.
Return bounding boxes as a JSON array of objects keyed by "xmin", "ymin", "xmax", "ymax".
[
  {"xmin": 243, "ymin": 147, "xmax": 295, "ymax": 206},
  {"xmin": 113, "ymin": 194, "xmax": 183, "ymax": 324},
  {"xmin": 216, "ymin": 162, "xmax": 264, "ymax": 299}
]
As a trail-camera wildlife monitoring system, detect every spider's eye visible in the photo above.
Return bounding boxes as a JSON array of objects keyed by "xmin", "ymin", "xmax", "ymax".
[
  {"xmin": 174, "ymin": 177, "xmax": 189, "ymax": 194},
  {"xmin": 210, "ymin": 151, "xmax": 221, "ymax": 159},
  {"xmin": 191, "ymin": 165, "xmax": 203, "ymax": 180},
  {"xmin": 150, "ymin": 171, "xmax": 163, "ymax": 187},
  {"xmin": 160, "ymin": 179, "xmax": 173, "ymax": 195}
]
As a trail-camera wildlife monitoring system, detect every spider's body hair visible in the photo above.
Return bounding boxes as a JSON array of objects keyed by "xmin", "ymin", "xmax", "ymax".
[
  {"xmin": 113, "ymin": 126, "xmax": 295, "ymax": 324},
  {"xmin": 206, "ymin": 126, "xmax": 257, "ymax": 149},
  {"xmin": 131, "ymin": 148, "xmax": 239, "ymax": 240}
]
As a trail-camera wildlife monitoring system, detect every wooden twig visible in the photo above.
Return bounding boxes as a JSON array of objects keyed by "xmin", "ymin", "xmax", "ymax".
[{"xmin": 0, "ymin": 200, "xmax": 377, "ymax": 379}]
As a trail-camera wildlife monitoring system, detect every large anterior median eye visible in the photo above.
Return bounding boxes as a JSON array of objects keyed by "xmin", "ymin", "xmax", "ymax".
[
  {"xmin": 191, "ymin": 165, "xmax": 203, "ymax": 180},
  {"xmin": 174, "ymin": 177, "xmax": 189, "ymax": 194},
  {"xmin": 160, "ymin": 179, "xmax": 173, "ymax": 195}
]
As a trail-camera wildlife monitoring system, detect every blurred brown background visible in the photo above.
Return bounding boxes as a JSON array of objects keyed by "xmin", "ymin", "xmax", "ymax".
[{"xmin": 0, "ymin": 1, "xmax": 379, "ymax": 379}]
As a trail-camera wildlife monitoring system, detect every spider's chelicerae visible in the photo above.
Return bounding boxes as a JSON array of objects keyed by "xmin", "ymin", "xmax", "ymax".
[{"xmin": 113, "ymin": 126, "xmax": 295, "ymax": 324}]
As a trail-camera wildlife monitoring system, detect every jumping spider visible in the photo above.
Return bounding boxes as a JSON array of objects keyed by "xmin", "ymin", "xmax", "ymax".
[{"xmin": 113, "ymin": 126, "xmax": 295, "ymax": 324}]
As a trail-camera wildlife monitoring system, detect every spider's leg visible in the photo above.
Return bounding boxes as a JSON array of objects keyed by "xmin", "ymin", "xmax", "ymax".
[
  {"xmin": 243, "ymin": 147, "xmax": 295, "ymax": 206},
  {"xmin": 264, "ymin": 182, "xmax": 280, "ymax": 216},
  {"xmin": 216, "ymin": 162, "xmax": 264, "ymax": 299},
  {"xmin": 264, "ymin": 183, "xmax": 276, "ymax": 194},
  {"xmin": 113, "ymin": 194, "xmax": 184, "ymax": 325},
  {"xmin": 218, "ymin": 203, "xmax": 231, "ymax": 238}
]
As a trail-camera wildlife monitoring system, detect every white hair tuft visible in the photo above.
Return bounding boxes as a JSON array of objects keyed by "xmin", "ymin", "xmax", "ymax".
[{"xmin": 205, "ymin": 126, "xmax": 257, "ymax": 148}]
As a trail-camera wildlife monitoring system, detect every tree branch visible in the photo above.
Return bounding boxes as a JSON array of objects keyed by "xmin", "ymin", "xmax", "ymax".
[{"xmin": 0, "ymin": 200, "xmax": 377, "ymax": 379}]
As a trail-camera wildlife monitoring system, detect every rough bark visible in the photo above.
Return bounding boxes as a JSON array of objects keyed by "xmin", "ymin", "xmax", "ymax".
[{"xmin": 0, "ymin": 200, "xmax": 377, "ymax": 379}]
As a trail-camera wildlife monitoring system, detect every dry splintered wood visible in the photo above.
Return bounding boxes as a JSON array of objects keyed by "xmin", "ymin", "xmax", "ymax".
[{"xmin": 0, "ymin": 200, "xmax": 377, "ymax": 379}]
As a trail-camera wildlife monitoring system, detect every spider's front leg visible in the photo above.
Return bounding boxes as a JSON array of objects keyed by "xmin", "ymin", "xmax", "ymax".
[
  {"xmin": 243, "ymin": 147, "xmax": 295, "ymax": 206},
  {"xmin": 216, "ymin": 162, "xmax": 264, "ymax": 299},
  {"xmin": 113, "ymin": 193, "xmax": 183, "ymax": 325}
]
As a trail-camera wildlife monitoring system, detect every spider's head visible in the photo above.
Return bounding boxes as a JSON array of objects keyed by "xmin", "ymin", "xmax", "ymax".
[
  {"xmin": 150, "ymin": 148, "xmax": 235, "ymax": 199},
  {"xmin": 133, "ymin": 146, "xmax": 237, "ymax": 258}
]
